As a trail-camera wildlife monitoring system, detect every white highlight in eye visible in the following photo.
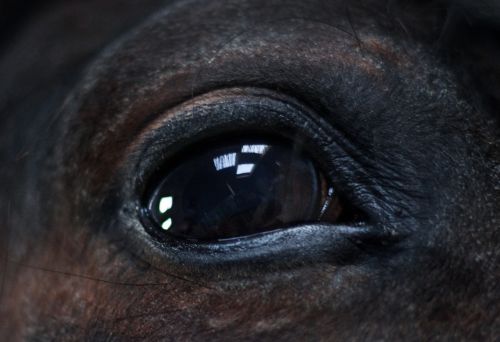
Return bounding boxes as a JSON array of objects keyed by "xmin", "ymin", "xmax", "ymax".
[
  {"xmin": 319, "ymin": 187, "xmax": 335, "ymax": 218},
  {"xmin": 241, "ymin": 144, "xmax": 269, "ymax": 154},
  {"xmin": 161, "ymin": 218, "xmax": 173, "ymax": 230},
  {"xmin": 236, "ymin": 163, "xmax": 255, "ymax": 175},
  {"xmin": 213, "ymin": 153, "xmax": 237, "ymax": 171},
  {"xmin": 159, "ymin": 196, "xmax": 173, "ymax": 214}
]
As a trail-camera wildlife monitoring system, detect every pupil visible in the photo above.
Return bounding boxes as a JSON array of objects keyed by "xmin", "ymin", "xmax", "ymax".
[{"xmin": 146, "ymin": 139, "xmax": 325, "ymax": 242}]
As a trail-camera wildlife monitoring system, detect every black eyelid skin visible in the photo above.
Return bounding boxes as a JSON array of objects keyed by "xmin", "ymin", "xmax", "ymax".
[
  {"xmin": 132, "ymin": 223, "xmax": 401, "ymax": 272},
  {"xmin": 108, "ymin": 87, "xmax": 406, "ymax": 275}
]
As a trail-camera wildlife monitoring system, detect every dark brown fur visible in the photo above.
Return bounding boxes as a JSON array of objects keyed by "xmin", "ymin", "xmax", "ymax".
[{"xmin": 0, "ymin": 0, "xmax": 499, "ymax": 340}]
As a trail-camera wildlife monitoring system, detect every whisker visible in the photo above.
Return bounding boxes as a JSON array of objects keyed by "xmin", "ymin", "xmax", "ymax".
[
  {"xmin": 7, "ymin": 259, "xmax": 202, "ymax": 288},
  {"xmin": 126, "ymin": 251, "xmax": 216, "ymax": 291},
  {"xmin": 0, "ymin": 201, "xmax": 12, "ymax": 305},
  {"xmin": 104, "ymin": 308, "xmax": 182, "ymax": 324},
  {"xmin": 344, "ymin": 5, "xmax": 364, "ymax": 49}
]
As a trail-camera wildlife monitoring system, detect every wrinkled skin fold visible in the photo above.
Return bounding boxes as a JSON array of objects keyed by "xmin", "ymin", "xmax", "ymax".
[{"xmin": 0, "ymin": 0, "xmax": 499, "ymax": 340}]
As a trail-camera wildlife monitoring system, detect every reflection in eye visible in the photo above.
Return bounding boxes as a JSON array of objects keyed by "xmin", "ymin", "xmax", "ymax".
[{"xmin": 144, "ymin": 138, "xmax": 354, "ymax": 242}]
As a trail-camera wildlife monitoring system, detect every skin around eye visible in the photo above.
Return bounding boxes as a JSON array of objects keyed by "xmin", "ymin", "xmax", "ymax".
[{"xmin": 143, "ymin": 137, "xmax": 350, "ymax": 242}]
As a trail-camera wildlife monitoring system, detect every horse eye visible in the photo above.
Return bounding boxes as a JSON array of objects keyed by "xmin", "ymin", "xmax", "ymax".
[{"xmin": 143, "ymin": 137, "xmax": 354, "ymax": 242}]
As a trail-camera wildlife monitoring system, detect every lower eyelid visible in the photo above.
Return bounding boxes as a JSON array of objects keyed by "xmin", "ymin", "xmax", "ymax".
[{"xmin": 122, "ymin": 222, "xmax": 394, "ymax": 277}]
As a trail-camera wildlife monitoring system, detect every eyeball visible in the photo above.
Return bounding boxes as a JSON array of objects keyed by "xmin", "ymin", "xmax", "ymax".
[{"xmin": 142, "ymin": 137, "xmax": 352, "ymax": 242}]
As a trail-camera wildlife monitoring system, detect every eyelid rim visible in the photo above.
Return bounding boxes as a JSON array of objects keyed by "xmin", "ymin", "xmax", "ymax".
[{"xmin": 132, "ymin": 223, "xmax": 401, "ymax": 270}]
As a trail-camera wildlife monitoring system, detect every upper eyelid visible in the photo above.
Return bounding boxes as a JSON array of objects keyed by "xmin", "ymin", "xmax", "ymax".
[{"xmin": 127, "ymin": 87, "xmax": 331, "ymax": 173}]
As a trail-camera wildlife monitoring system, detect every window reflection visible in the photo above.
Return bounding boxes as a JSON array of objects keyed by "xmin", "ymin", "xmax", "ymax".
[
  {"xmin": 212, "ymin": 144, "xmax": 269, "ymax": 175},
  {"xmin": 158, "ymin": 196, "xmax": 174, "ymax": 230},
  {"xmin": 236, "ymin": 163, "xmax": 256, "ymax": 176},
  {"xmin": 159, "ymin": 196, "xmax": 173, "ymax": 213},
  {"xmin": 241, "ymin": 144, "xmax": 269, "ymax": 154},
  {"xmin": 213, "ymin": 152, "xmax": 237, "ymax": 171},
  {"xmin": 161, "ymin": 218, "xmax": 173, "ymax": 230}
]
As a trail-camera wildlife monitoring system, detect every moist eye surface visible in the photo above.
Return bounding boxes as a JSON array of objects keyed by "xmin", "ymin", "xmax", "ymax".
[{"xmin": 143, "ymin": 137, "xmax": 348, "ymax": 242}]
